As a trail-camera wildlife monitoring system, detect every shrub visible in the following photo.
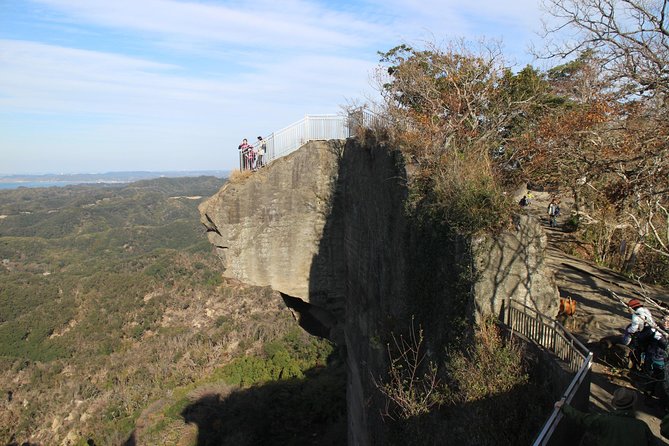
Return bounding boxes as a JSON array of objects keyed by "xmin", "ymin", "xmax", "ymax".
[
  {"xmin": 377, "ymin": 318, "xmax": 545, "ymax": 445},
  {"xmin": 374, "ymin": 320, "xmax": 444, "ymax": 420},
  {"xmin": 220, "ymin": 332, "xmax": 333, "ymax": 387},
  {"xmin": 447, "ymin": 318, "xmax": 527, "ymax": 402},
  {"xmin": 430, "ymin": 155, "xmax": 511, "ymax": 235}
]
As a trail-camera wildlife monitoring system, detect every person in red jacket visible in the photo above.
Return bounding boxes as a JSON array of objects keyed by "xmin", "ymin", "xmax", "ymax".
[{"xmin": 238, "ymin": 138, "xmax": 251, "ymax": 171}]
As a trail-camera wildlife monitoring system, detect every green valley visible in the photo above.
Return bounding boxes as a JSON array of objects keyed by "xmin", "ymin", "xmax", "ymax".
[{"xmin": 0, "ymin": 177, "xmax": 342, "ymax": 445}]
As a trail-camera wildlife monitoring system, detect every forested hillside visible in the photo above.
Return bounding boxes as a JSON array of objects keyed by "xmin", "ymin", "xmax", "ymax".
[
  {"xmin": 368, "ymin": 0, "xmax": 668, "ymax": 287},
  {"xmin": 0, "ymin": 177, "xmax": 341, "ymax": 445}
]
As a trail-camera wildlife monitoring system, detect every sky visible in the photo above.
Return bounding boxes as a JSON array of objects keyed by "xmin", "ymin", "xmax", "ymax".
[{"xmin": 0, "ymin": 0, "xmax": 546, "ymax": 174}]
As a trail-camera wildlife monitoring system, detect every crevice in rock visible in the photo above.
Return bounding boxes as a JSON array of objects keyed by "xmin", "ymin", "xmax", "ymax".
[
  {"xmin": 280, "ymin": 292, "xmax": 336, "ymax": 340},
  {"xmin": 203, "ymin": 213, "xmax": 221, "ymax": 235}
]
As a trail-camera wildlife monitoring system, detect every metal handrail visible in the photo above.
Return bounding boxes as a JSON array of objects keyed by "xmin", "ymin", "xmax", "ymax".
[
  {"xmin": 502, "ymin": 300, "xmax": 593, "ymax": 446},
  {"xmin": 238, "ymin": 110, "xmax": 381, "ymax": 171}
]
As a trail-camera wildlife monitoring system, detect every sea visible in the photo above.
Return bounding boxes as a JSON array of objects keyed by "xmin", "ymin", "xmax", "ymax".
[
  {"xmin": 0, "ymin": 181, "xmax": 116, "ymax": 190},
  {"xmin": 0, "ymin": 171, "xmax": 229, "ymax": 190}
]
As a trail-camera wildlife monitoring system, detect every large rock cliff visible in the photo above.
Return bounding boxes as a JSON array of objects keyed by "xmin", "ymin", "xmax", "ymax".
[{"xmin": 199, "ymin": 139, "xmax": 558, "ymax": 445}]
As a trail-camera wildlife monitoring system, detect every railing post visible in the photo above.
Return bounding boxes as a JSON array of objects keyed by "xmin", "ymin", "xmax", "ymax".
[{"xmin": 269, "ymin": 132, "xmax": 275, "ymax": 162}]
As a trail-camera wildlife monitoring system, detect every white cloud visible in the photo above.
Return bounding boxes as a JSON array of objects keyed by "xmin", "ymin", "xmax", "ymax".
[
  {"xmin": 0, "ymin": 39, "xmax": 373, "ymax": 115},
  {"xmin": 0, "ymin": 0, "xmax": 546, "ymax": 173},
  {"xmin": 0, "ymin": 38, "xmax": 376, "ymax": 172},
  {"xmin": 31, "ymin": 0, "xmax": 390, "ymax": 51}
]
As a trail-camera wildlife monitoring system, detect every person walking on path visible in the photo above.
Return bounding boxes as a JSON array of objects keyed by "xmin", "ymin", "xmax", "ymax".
[
  {"xmin": 547, "ymin": 198, "xmax": 560, "ymax": 228},
  {"xmin": 623, "ymin": 299, "xmax": 655, "ymax": 345},
  {"xmin": 623, "ymin": 298, "xmax": 661, "ymax": 372},
  {"xmin": 554, "ymin": 387, "xmax": 656, "ymax": 445}
]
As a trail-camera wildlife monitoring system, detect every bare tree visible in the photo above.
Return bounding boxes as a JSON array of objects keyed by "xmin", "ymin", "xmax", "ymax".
[
  {"xmin": 537, "ymin": 0, "xmax": 669, "ymax": 268},
  {"xmin": 541, "ymin": 0, "xmax": 669, "ymax": 98}
]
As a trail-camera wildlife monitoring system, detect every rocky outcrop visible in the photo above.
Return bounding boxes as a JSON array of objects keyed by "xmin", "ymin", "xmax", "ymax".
[
  {"xmin": 199, "ymin": 141, "xmax": 344, "ymax": 308},
  {"xmin": 200, "ymin": 139, "xmax": 559, "ymax": 445},
  {"xmin": 473, "ymin": 213, "xmax": 558, "ymax": 319}
]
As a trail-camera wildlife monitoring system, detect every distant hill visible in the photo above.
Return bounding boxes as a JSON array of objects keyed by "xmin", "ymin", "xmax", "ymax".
[
  {"xmin": 0, "ymin": 176, "xmax": 342, "ymax": 445},
  {"xmin": 0, "ymin": 170, "xmax": 230, "ymax": 184}
]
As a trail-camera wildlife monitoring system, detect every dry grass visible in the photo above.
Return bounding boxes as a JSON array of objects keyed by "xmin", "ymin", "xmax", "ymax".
[
  {"xmin": 376, "ymin": 319, "xmax": 547, "ymax": 445},
  {"xmin": 228, "ymin": 170, "xmax": 253, "ymax": 183},
  {"xmin": 447, "ymin": 319, "xmax": 527, "ymax": 403}
]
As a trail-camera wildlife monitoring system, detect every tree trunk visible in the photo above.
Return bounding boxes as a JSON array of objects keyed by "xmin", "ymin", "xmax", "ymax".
[{"xmin": 623, "ymin": 241, "xmax": 643, "ymax": 273}]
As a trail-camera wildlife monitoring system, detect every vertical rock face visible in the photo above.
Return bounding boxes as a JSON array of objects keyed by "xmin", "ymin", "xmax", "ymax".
[
  {"xmin": 199, "ymin": 139, "xmax": 558, "ymax": 445},
  {"xmin": 473, "ymin": 214, "xmax": 559, "ymax": 319},
  {"xmin": 199, "ymin": 141, "xmax": 343, "ymax": 304}
]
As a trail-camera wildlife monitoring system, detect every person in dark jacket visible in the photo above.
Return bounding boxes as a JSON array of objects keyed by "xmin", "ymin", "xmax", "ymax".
[{"xmin": 554, "ymin": 387, "xmax": 656, "ymax": 445}]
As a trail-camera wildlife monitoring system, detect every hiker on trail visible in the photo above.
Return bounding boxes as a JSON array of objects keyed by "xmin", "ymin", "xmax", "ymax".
[
  {"xmin": 636, "ymin": 314, "xmax": 669, "ymax": 403},
  {"xmin": 256, "ymin": 136, "xmax": 266, "ymax": 168},
  {"xmin": 623, "ymin": 299, "xmax": 657, "ymax": 370},
  {"xmin": 623, "ymin": 299, "xmax": 655, "ymax": 345},
  {"xmin": 519, "ymin": 195, "xmax": 529, "ymax": 207},
  {"xmin": 554, "ymin": 387, "xmax": 655, "ymax": 446},
  {"xmin": 641, "ymin": 329, "xmax": 668, "ymax": 396},
  {"xmin": 238, "ymin": 139, "xmax": 251, "ymax": 171},
  {"xmin": 547, "ymin": 198, "xmax": 560, "ymax": 227}
]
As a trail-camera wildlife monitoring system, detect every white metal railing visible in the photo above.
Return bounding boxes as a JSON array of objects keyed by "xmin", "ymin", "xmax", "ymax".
[
  {"xmin": 502, "ymin": 300, "xmax": 593, "ymax": 446},
  {"xmin": 238, "ymin": 110, "xmax": 381, "ymax": 171}
]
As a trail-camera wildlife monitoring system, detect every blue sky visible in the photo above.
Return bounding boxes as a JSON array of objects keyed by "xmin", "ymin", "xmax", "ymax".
[{"xmin": 0, "ymin": 0, "xmax": 545, "ymax": 174}]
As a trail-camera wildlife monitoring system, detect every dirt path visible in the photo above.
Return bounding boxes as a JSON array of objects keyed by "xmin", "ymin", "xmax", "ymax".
[{"xmin": 522, "ymin": 190, "xmax": 669, "ymax": 444}]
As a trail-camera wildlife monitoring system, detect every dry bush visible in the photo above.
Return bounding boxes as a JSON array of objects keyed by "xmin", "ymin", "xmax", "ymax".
[
  {"xmin": 375, "ymin": 319, "xmax": 546, "ymax": 445},
  {"xmin": 374, "ymin": 319, "xmax": 443, "ymax": 421},
  {"xmin": 372, "ymin": 40, "xmax": 518, "ymax": 234},
  {"xmin": 228, "ymin": 169, "xmax": 253, "ymax": 183},
  {"xmin": 431, "ymin": 151, "xmax": 511, "ymax": 234},
  {"xmin": 375, "ymin": 318, "xmax": 527, "ymax": 416},
  {"xmin": 447, "ymin": 318, "xmax": 527, "ymax": 403}
]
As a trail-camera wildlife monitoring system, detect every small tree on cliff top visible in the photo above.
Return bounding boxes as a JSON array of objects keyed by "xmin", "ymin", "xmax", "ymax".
[
  {"xmin": 377, "ymin": 40, "xmax": 511, "ymax": 161},
  {"xmin": 375, "ymin": 40, "xmax": 546, "ymax": 232}
]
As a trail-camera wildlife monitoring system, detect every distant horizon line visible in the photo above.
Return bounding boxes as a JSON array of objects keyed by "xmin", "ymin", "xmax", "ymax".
[{"xmin": 0, "ymin": 169, "xmax": 230, "ymax": 177}]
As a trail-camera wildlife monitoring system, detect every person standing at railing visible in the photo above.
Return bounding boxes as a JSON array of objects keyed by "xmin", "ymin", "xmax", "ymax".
[
  {"xmin": 238, "ymin": 139, "xmax": 251, "ymax": 171},
  {"xmin": 250, "ymin": 144, "xmax": 258, "ymax": 171},
  {"xmin": 554, "ymin": 387, "xmax": 655, "ymax": 445},
  {"xmin": 256, "ymin": 136, "xmax": 266, "ymax": 168}
]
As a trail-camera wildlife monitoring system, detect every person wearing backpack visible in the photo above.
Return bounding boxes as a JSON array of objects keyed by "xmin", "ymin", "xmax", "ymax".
[{"xmin": 623, "ymin": 299, "xmax": 656, "ymax": 371}]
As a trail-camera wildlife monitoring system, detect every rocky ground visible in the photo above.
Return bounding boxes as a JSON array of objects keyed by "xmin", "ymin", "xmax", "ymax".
[{"xmin": 522, "ymin": 190, "xmax": 669, "ymax": 444}]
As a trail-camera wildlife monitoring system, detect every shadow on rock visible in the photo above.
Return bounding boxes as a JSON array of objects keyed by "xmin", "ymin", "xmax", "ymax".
[{"xmin": 180, "ymin": 365, "xmax": 346, "ymax": 446}]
